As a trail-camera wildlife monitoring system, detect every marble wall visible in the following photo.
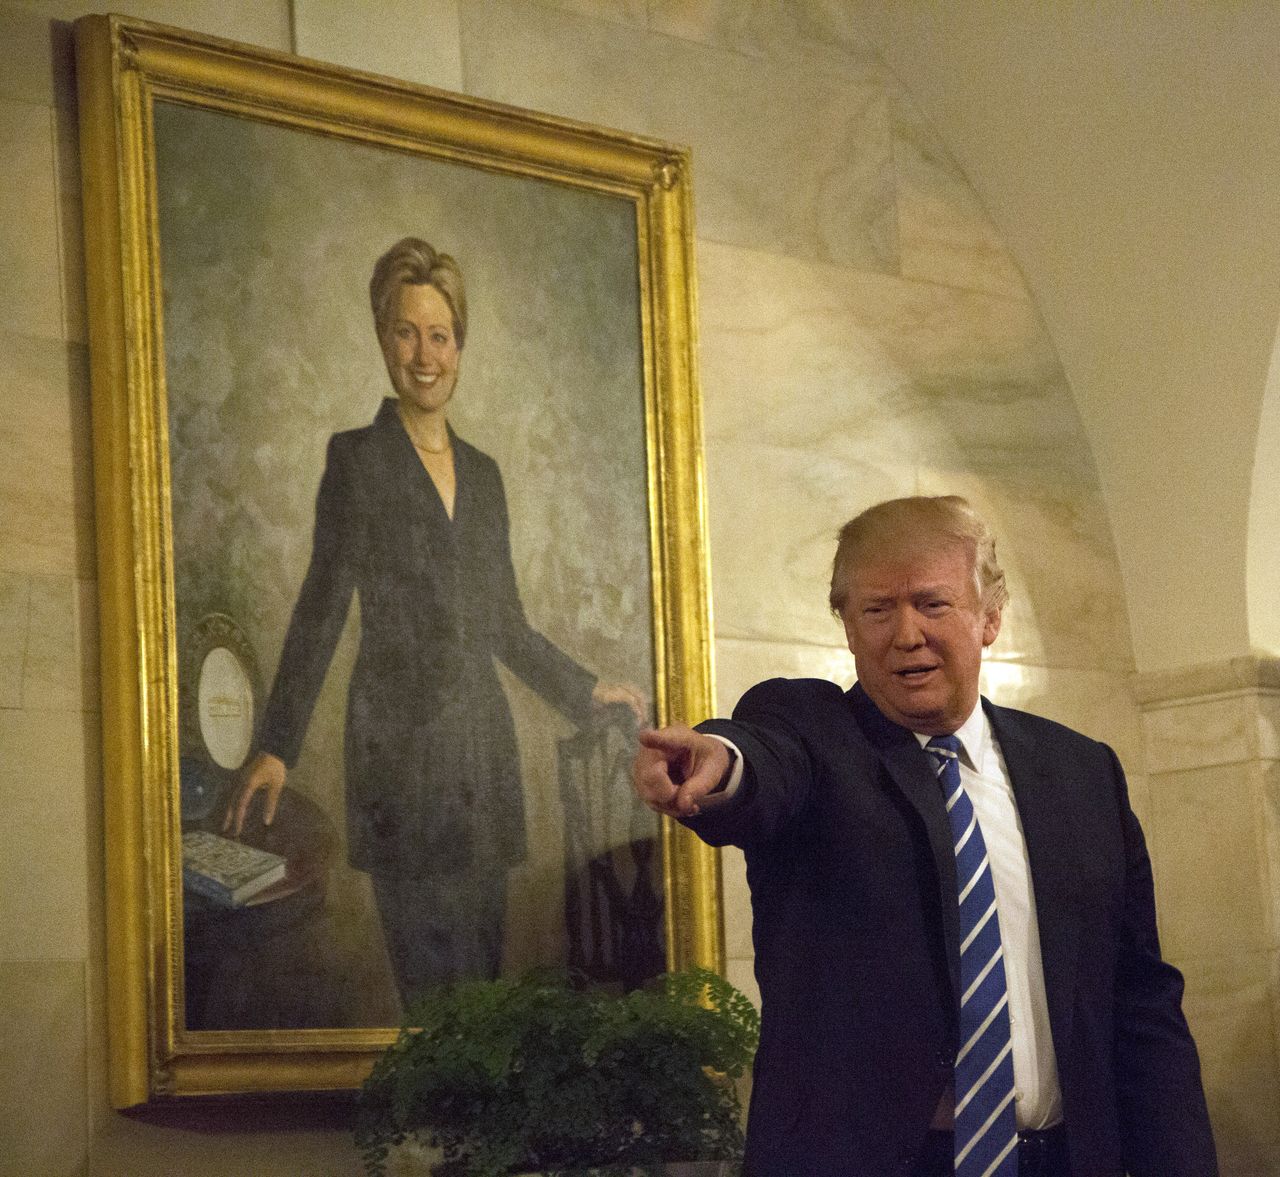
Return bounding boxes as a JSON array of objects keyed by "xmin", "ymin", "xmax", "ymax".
[
  {"xmin": 1135, "ymin": 659, "xmax": 1280, "ymax": 1177},
  {"xmin": 0, "ymin": 0, "xmax": 1257, "ymax": 1173}
]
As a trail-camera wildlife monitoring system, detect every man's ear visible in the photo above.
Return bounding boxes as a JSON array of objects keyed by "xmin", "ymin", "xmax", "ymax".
[{"xmin": 982, "ymin": 606, "xmax": 1002, "ymax": 648}]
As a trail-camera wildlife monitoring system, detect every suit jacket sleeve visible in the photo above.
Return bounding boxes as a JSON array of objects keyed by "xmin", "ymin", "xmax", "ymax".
[
  {"xmin": 482, "ymin": 462, "xmax": 596, "ymax": 725},
  {"xmin": 683, "ymin": 678, "xmax": 839, "ymax": 850},
  {"xmin": 257, "ymin": 435, "xmax": 357, "ymax": 767},
  {"xmin": 1107, "ymin": 744, "xmax": 1218, "ymax": 1176}
]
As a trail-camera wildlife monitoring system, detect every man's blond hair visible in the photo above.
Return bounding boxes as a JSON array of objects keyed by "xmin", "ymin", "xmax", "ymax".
[{"xmin": 828, "ymin": 495, "xmax": 1009, "ymax": 615}]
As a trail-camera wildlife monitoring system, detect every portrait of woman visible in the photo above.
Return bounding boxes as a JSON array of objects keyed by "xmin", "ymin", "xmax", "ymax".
[{"xmin": 223, "ymin": 238, "xmax": 644, "ymax": 1004}]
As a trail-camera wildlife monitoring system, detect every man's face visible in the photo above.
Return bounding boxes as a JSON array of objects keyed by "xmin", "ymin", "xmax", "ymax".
[{"xmin": 840, "ymin": 541, "xmax": 1001, "ymax": 735}]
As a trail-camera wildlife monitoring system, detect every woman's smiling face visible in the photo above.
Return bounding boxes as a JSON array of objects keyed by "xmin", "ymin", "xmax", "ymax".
[{"xmin": 381, "ymin": 282, "xmax": 461, "ymax": 414}]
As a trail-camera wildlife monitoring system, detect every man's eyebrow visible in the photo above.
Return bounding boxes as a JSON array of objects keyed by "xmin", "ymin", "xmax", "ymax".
[{"xmin": 857, "ymin": 584, "xmax": 953, "ymax": 601}]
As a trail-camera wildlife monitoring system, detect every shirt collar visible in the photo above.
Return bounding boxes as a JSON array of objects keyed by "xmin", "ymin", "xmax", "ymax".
[{"xmin": 912, "ymin": 699, "xmax": 990, "ymax": 773}]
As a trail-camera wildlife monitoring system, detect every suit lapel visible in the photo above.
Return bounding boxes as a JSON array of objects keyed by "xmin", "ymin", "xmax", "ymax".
[
  {"xmin": 984, "ymin": 701, "xmax": 1080, "ymax": 1055},
  {"xmin": 848, "ymin": 687, "xmax": 1086, "ymax": 1052},
  {"xmin": 371, "ymin": 398, "xmax": 459, "ymax": 605},
  {"xmin": 847, "ymin": 686, "xmax": 963, "ymax": 1007},
  {"xmin": 374, "ymin": 398, "xmax": 457, "ymax": 533}
]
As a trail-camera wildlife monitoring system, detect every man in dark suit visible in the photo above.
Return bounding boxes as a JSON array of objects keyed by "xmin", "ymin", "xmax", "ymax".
[{"xmin": 633, "ymin": 496, "xmax": 1216, "ymax": 1177}]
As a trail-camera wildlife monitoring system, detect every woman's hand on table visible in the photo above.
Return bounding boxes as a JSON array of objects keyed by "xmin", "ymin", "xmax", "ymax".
[{"xmin": 223, "ymin": 750, "xmax": 287, "ymax": 837}]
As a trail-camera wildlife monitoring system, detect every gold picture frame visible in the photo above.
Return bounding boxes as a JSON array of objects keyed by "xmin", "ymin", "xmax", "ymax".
[{"xmin": 75, "ymin": 13, "xmax": 719, "ymax": 1107}]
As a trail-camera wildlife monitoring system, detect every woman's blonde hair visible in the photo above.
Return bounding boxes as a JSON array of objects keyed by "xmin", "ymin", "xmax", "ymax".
[{"xmin": 369, "ymin": 237, "xmax": 467, "ymax": 347}]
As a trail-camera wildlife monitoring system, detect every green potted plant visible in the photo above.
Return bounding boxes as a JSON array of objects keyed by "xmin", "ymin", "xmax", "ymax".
[{"xmin": 354, "ymin": 966, "xmax": 759, "ymax": 1177}]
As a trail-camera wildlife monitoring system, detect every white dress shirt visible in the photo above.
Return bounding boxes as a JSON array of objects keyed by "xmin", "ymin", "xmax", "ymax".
[{"xmin": 708, "ymin": 699, "xmax": 1063, "ymax": 1131}]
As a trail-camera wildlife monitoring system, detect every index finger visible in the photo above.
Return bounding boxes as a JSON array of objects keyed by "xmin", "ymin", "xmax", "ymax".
[{"xmin": 636, "ymin": 724, "xmax": 697, "ymax": 755}]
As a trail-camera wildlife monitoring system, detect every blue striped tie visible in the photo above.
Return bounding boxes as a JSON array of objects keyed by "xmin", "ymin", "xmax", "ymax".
[{"xmin": 926, "ymin": 734, "xmax": 1019, "ymax": 1177}]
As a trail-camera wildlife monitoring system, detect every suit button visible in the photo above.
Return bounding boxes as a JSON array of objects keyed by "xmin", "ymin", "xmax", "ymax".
[{"xmin": 936, "ymin": 1050, "xmax": 952, "ymax": 1069}]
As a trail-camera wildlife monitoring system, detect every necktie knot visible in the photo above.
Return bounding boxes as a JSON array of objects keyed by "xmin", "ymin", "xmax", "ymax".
[
  {"xmin": 926, "ymin": 733, "xmax": 962, "ymax": 760},
  {"xmin": 926, "ymin": 736, "xmax": 963, "ymax": 790}
]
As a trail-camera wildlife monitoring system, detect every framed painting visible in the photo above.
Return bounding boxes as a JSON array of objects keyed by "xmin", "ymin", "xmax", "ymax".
[{"xmin": 75, "ymin": 14, "xmax": 718, "ymax": 1106}]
